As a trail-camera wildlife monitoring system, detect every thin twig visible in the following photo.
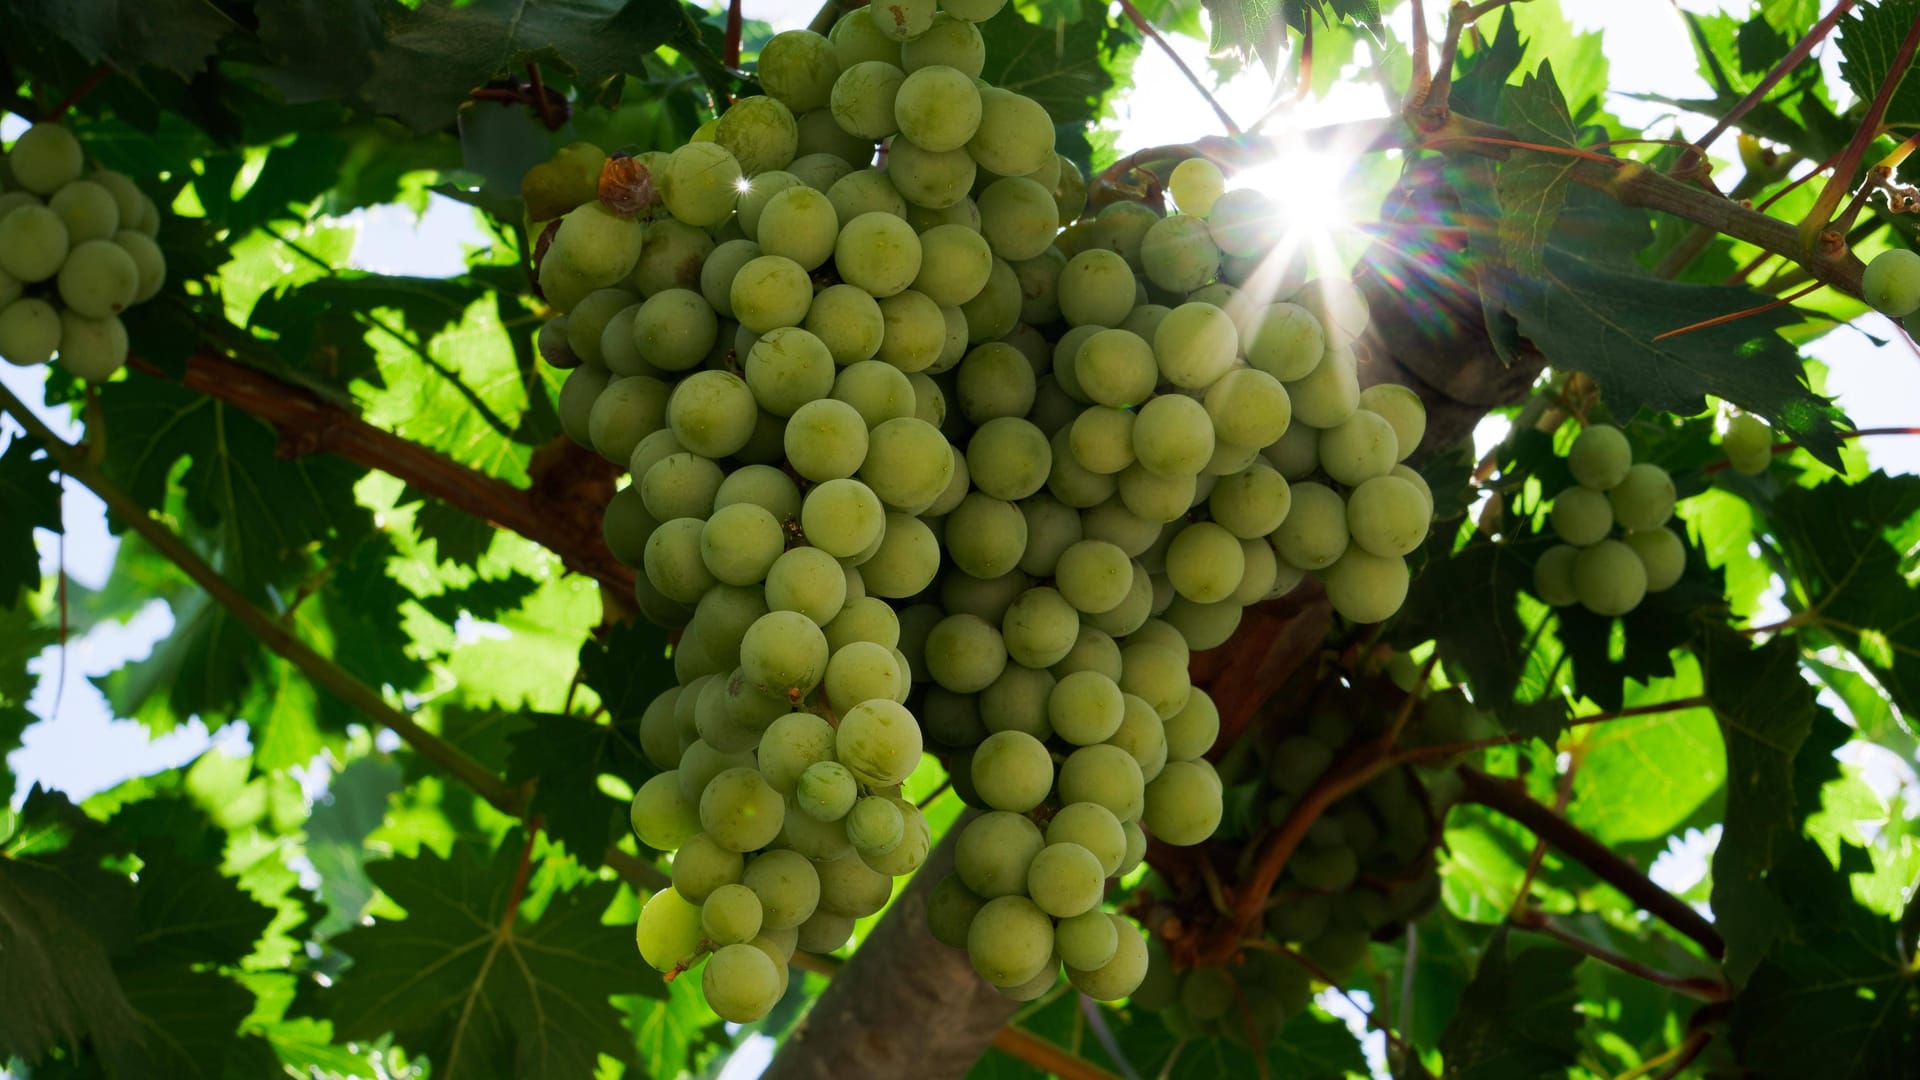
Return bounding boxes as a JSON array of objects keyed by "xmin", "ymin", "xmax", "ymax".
[
  {"xmin": 1458, "ymin": 766, "xmax": 1725, "ymax": 959},
  {"xmin": 1798, "ymin": 8, "xmax": 1920, "ymax": 246},
  {"xmin": 1512, "ymin": 910, "xmax": 1729, "ymax": 1001},
  {"xmin": 1114, "ymin": 0, "xmax": 1241, "ymax": 136},
  {"xmin": 44, "ymin": 64, "xmax": 110, "ymax": 122},
  {"xmin": 724, "ymin": 0, "xmax": 745, "ymax": 72},
  {"xmin": 1650, "ymin": 280, "xmax": 1825, "ymax": 341},
  {"xmin": 0, "ymin": 380, "xmax": 528, "ymax": 819},
  {"xmin": 1690, "ymin": 0, "xmax": 1856, "ymax": 160}
]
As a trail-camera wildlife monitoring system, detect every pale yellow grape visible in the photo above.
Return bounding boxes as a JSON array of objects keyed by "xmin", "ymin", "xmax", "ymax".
[
  {"xmin": 1625, "ymin": 527, "xmax": 1685, "ymax": 591},
  {"xmin": 1027, "ymin": 842, "xmax": 1105, "ymax": 918},
  {"xmin": 702, "ymin": 883, "xmax": 765, "ymax": 946},
  {"xmin": 967, "ymin": 895, "xmax": 1054, "ymax": 988},
  {"xmin": 1070, "ymin": 406, "xmax": 1136, "ymax": 474},
  {"xmin": 1204, "ymin": 367, "xmax": 1291, "ymax": 448},
  {"xmin": 836, "ymin": 210, "xmax": 923, "ymax": 296},
  {"xmin": 956, "ymin": 340, "xmax": 1037, "ymax": 422},
  {"xmin": 966, "ymin": 415, "xmax": 1051, "ymax": 500},
  {"xmin": 1163, "ymin": 688, "xmax": 1219, "ymax": 761},
  {"xmin": 1132, "ymin": 393, "xmax": 1214, "ymax": 477},
  {"xmin": 731, "ymin": 254, "xmax": 815, "ymax": 334},
  {"xmin": 1059, "ymin": 743, "xmax": 1146, "ymax": 822},
  {"xmin": 630, "ymin": 218, "xmax": 715, "ymax": 297},
  {"xmin": 832, "ymin": 60, "xmax": 907, "ymax": 140},
  {"xmin": 741, "ymin": 608, "xmax": 830, "ymax": 699},
  {"xmin": 1206, "ymin": 187, "xmax": 1279, "ymax": 258},
  {"xmin": 833, "ymin": 359, "xmax": 916, "ymax": 427},
  {"xmin": 642, "ymin": 450, "xmax": 722, "ymax": 520},
  {"xmin": 805, "ymin": 283, "xmax": 886, "ymax": 363},
  {"xmin": 1208, "ymin": 462, "xmax": 1291, "ymax": 538},
  {"xmin": 8, "ymin": 124, "xmax": 83, "ymax": 194},
  {"xmin": 1117, "ymin": 642, "xmax": 1188, "ymax": 721},
  {"xmin": 827, "ymin": 168, "xmax": 908, "ymax": 224},
  {"xmin": 0, "ymin": 205, "xmax": 68, "ymax": 283},
  {"xmin": 831, "ymin": 5, "xmax": 903, "ymax": 66},
  {"xmin": 1573, "ymin": 538, "xmax": 1647, "ymax": 616},
  {"xmin": 1013, "ymin": 248, "xmax": 1064, "ymax": 324},
  {"xmin": 1074, "ymin": 329, "xmax": 1156, "ymax": 408},
  {"xmin": 1271, "ymin": 481, "xmax": 1348, "ymax": 570},
  {"xmin": 837, "ymin": 697, "xmax": 924, "ymax": 784},
  {"xmin": 633, "ymin": 288, "xmax": 719, "ymax": 372},
  {"xmin": 869, "ymin": 0, "xmax": 935, "ymax": 39},
  {"xmin": 700, "ymin": 766, "xmax": 787, "ymax": 852},
  {"xmin": 715, "ymin": 463, "xmax": 801, "ymax": 520},
  {"xmin": 630, "ymin": 772, "xmax": 702, "ymax": 851},
  {"xmin": 941, "ymin": 0, "xmax": 1008, "ymax": 19},
  {"xmin": 745, "ymin": 325, "xmax": 835, "ymax": 415},
  {"xmin": 785, "ymin": 398, "xmax": 869, "ymax": 481},
  {"xmin": 1142, "ymin": 759, "xmax": 1223, "ymax": 845},
  {"xmin": 1057, "ymin": 249, "xmax": 1137, "ymax": 329},
  {"xmin": 861, "ymin": 512, "xmax": 941, "ymax": 597},
  {"xmin": 668, "ymin": 369, "xmax": 757, "ymax": 457},
  {"xmin": 557, "ymin": 366, "xmax": 612, "ymax": 447},
  {"xmin": 968, "ymin": 88, "xmax": 1055, "ymax": 178},
  {"xmin": 901, "ymin": 13, "xmax": 986, "ymax": 73},
  {"xmin": 912, "ymin": 224, "xmax": 993, "ymax": 306},
  {"xmin": 1169, "ymin": 157, "xmax": 1226, "ymax": 216},
  {"xmin": 104, "ymin": 230, "xmax": 163, "ymax": 304},
  {"xmin": 1550, "ymin": 486, "xmax": 1614, "ymax": 546},
  {"xmin": 1357, "ymin": 383, "xmax": 1425, "ymax": 460},
  {"xmin": 977, "ymin": 176, "xmax": 1058, "ymax": 261},
  {"xmin": 1287, "ymin": 342, "xmax": 1360, "ymax": 428},
  {"xmin": 1164, "ymin": 521, "xmax": 1245, "ymax": 604},
  {"xmin": 636, "ymin": 887, "xmax": 703, "ymax": 972},
  {"xmin": 874, "ymin": 288, "xmax": 947, "ymax": 371},
  {"xmin": 744, "ymin": 848, "xmax": 822, "ymax": 929},
  {"xmin": 972, "ymin": 729, "xmax": 1054, "ymax": 812},
  {"xmin": 1318, "ymin": 409, "xmax": 1398, "ymax": 486},
  {"xmin": 845, "ymin": 795, "xmax": 904, "ymax": 857},
  {"xmin": 661, "ymin": 142, "xmax": 744, "ymax": 227},
  {"xmin": 54, "ymin": 310, "xmax": 126, "ymax": 379},
  {"xmin": 1230, "ymin": 538, "xmax": 1278, "ymax": 605},
  {"xmin": 766, "ymin": 545, "xmax": 848, "ymax": 625},
  {"xmin": 1862, "ymin": 248, "xmax": 1920, "ymax": 317},
  {"xmin": 1533, "ymin": 544, "xmax": 1581, "ymax": 606},
  {"xmin": 736, "ymin": 172, "xmax": 802, "ymax": 237},
  {"xmin": 894, "ymin": 65, "xmax": 982, "ymax": 152},
  {"xmin": 1568, "ymin": 424, "xmax": 1633, "ymax": 490},
  {"xmin": 1140, "ymin": 214, "xmax": 1221, "ymax": 293},
  {"xmin": 1090, "ymin": 200, "xmax": 1158, "ymax": 267},
  {"xmin": 0, "ymin": 299, "xmax": 60, "ymax": 367},
  {"xmin": 1238, "ymin": 301, "xmax": 1324, "ymax": 381},
  {"xmin": 1346, "ymin": 475, "xmax": 1431, "ymax": 557},
  {"xmin": 1078, "ymin": 498, "xmax": 1160, "ymax": 556},
  {"xmin": 1116, "ymin": 462, "xmax": 1196, "ymax": 522},
  {"xmin": 1722, "ymin": 414, "xmax": 1774, "ymax": 475},
  {"xmin": 1609, "ymin": 463, "xmax": 1675, "ymax": 531},
  {"xmin": 1321, "ymin": 547, "xmax": 1410, "ymax": 623},
  {"xmin": 1066, "ymin": 915, "xmax": 1148, "ymax": 1000},
  {"xmin": 924, "ymin": 610, "xmax": 1009, "ymax": 692},
  {"xmin": 862, "ymin": 415, "xmax": 954, "ymax": 510},
  {"xmin": 756, "ymin": 185, "xmax": 840, "ymax": 269},
  {"xmin": 759, "ymin": 30, "xmax": 841, "ymax": 112},
  {"xmin": 1152, "ymin": 301, "xmax": 1238, "ymax": 389},
  {"xmin": 959, "ymin": 256, "xmax": 1020, "ymax": 342},
  {"xmin": 48, "ymin": 180, "xmax": 119, "ymax": 242},
  {"xmin": 703, "ymin": 942, "xmax": 782, "ymax": 1022},
  {"xmin": 564, "ymin": 287, "xmax": 638, "ymax": 366},
  {"xmin": 1293, "ymin": 278, "xmax": 1370, "ymax": 343},
  {"xmin": 797, "ymin": 110, "xmax": 875, "ymax": 166},
  {"xmin": 698, "ymin": 504, "xmax": 783, "ymax": 585}
]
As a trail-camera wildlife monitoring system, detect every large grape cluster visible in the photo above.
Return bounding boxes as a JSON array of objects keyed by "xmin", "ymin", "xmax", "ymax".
[
  {"xmin": 0, "ymin": 123, "xmax": 166, "ymax": 379},
  {"xmin": 1533, "ymin": 425, "xmax": 1682, "ymax": 616},
  {"xmin": 527, "ymin": 0, "xmax": 1433, "ymax": 1022}
]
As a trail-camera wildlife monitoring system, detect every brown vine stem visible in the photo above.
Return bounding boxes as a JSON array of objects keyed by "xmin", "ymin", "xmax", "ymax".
[
  {"xmin": 1689, "ymin": 0, "xmax": 1855, "ymax": 164},
  {"xmin": 500, "ymin": 818, "xmax": 544, "ymax": 930},
  {"xmin": 1114, "ymin": 0, "xmax": 1241, "ymax": 136},
  {"xmin": 128, "ymin": 351, "xmax": 635, "ymax": 595},
  {"xmin": 1798, "ymin": 8, "xmax": 1920, "ymax": 249},
  {"xmin": 991, "ymin": 1027, "xmax": 1121, "ymax": 1080},
  {"xmin": 1457, "ymin": 766, "xmax": 1726, "ymax": 959},
  {"xmin": 0, "ymin": 379, "xmax": 529, "ymax": 819},
  {"xmin": 1510, "ymin": 909, "xmax": 1730, "ymax": 1001},
  {"xmin": 723, "ymin": 0, "xmax": 745, "ymax": 73},
  {"xmin": 44, "ymin": 64, "xmax": 110, "ymax": 122},
  {"xmin": 1415, "ymin": 0, "xmax": 1530, "ymax": 115}
]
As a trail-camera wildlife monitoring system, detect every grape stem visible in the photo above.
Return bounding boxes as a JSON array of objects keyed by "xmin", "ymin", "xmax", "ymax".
[
  {"xmin": 1796, "ymin": 6, "xmax": 1920, "ymax": 250},
  {"xmin": 0, "ymin": 378, "xmax": 533, "ymax": 821},
  {"xmin": 1650, "ymin": 279, "xmax": 1826, "ymax": 342},
  {"xmin": 500, "ymin": 818, "xmax": 545, "ymax": 932},
  {"xmin": 1509, "ymin": 909, "xmax": 1730, "ymax": 1001},
  {"xmin": 1683, "ymin": 0, "xmax": 1856, "ymax": 174},
  {"xmin": 1456, "ymin": 766, "xmax": 1726, "ymax": 959},
  {"xmin": 1703, "ymin": 426, "xmax": 1920, "ymax": 475},
  {"xmin": 44, "ymin": 64, "xmax": 110, "ymax": 122}
]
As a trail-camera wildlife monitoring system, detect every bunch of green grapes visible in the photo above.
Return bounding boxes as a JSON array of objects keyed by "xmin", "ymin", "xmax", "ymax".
[
  {"xmin": 525, "ymin": 0, "xmax": 1446, "ymax": 1019},
  {"xmin": 1128, "ymin": 652, "xmax": 1460, "ymax": 1044},
  {"xmin": 0, "ymin": 122, "xmax": 166, "ymax": 380},
  {"xmin": 1531, "ymin": 425, "xmax": 1684, "ymax": 617}
]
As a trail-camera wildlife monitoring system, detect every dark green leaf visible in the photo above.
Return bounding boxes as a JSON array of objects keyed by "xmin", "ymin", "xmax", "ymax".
[
  {"xmin": 577, "ymin": 618, "xmax": 675, "ymax": 723},
  {"xmin": 10, "ymin": 0, "xmax": 230, "ymax": 79},
  {"xmin": 1437, "ymin": 929, "xmax": 1583, "ymax": 1080},
  {"xmin": 309, "ymin": 838, "xmax": 658, "ymax": 1076},
  {"xmin": 1702, "ymin": 627, "xmax": 1819, "ymax": 981},
  {"xmin": 0, "ymin": 436, "xmax": 61, "ymax": 606},
  {"xmin": 1496, "ymin": 62, "xmax": 1579, "ymax": 274},
  {"xmin": 506, "ymin": 711, "xmax": 653, "ymax": 862},
  {"xmin": 363, "ymin": 0, "xmax": 680, "ymax": 132},
  {"xmin": 978, "ymin": 1, "xmax": 1132, "ymax": 129},
  {"xmin": 1836, "ymin": 0, "xmax": 1920, "ymax": 131},
  {"xmin": 1770, "ymin": 472, "xmax": 1920, "ymax": 721},
  {"xmin": 254, "ymin": 0, "xmax": 384, "ymax": 103}
]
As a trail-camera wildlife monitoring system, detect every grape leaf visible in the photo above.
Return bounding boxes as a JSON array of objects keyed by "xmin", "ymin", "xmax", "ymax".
[
  {"xmin": 0, "ymin": 788, "xmax": 142, "ymax": 1071},
  {"xmin": 0, "ymin": 437, "xmax": 60, "ymax": 607},
  {"xmin": 578, "ymin": 618, "xmax": 676, "ymax": 722},
  {"xmin": 1769, "ymin": 471, "xmax": 1920, "ymax": 722},
  {"xmin": 1701, "ymin": 627, "xmax": 1819, "ymax": 982},
  {"xmin": 8, "ymin": 0, "xmax": 231, "ymax": 79},
  {"xmin": 506, "ymin": 711, "xmax": 653, "ymax": 862},
  {"xmin": 1200, "ymin": 0, "xmax": 1382, "ymax": 71},
  {"xmin": 306, "ymin": 756, "xmax": 405, "ymax": 938},
  {"xmin": 1567, "ymin": 662, "xmax": 1726, "ymax": 845},
  {"xmin": 95, "ymin": 376, "xmax": 370, "ymax": 592},
  {"xmin": 362, "ymin": 0, "xmax": 681, "ymax": 132},
  {"xmin": 1551, "ymin": 540, "xmax": 1723, "ymax": 712},
  {"xmin": 1728, "ymin": 838, "xmax": 1920, "ymax": 1077},
  {"xmin": 254, "ymin": 0, "xmax": 384, "ymax": 103},
  {"xmin": 1087, "ymin": 1007, "xmax": 1368, "ymax": 1079},
  {"xmin": 1836, "ymin": 0, "xmax": 1920, "ymax": 131},
  {"xmin": 1437, "ymin": 929, "xmax": 1584, "ymax": 1080},
  {"xmin": 248, "ymin": 272, "xmax": 493, "ymax": 388},
  {"xmin": 309, "ymin": 838, "xmax": 658, "ymax": 1077},
  {"xmin": 978, "ymin": 1, "xmax": 1133, "ymax": 130},
  {"xmin": 623, "ymin": 975, "xmax": 725, "ymax": 1080},
  {"xmin": 1496, "ymin": 62, "xmax": 1579, "ymax": 274}
]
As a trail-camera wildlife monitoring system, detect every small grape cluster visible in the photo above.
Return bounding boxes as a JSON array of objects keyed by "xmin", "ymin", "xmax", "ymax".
[
  {"xmin": 1130, "ymin": 653, "xmax": 1461, "ymax": 1045},
  {"xmin": 0, "ymin": 123, "xmax": 166, "ymax": 379},
  {"xmin": 527, "ymin": 0, "xmax": 1436, "ymax": 1022},
  {"xmin": 1534, "ymin": 425, "xmax": 1683, "ymax": 616}
]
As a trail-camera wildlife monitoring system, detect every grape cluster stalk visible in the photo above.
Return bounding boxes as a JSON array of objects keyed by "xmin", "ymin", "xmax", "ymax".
[
  {"xmin": 0, "ymin": 122, "xmax": 167, "ymax": 378},
  {"xmin": 523, "ymin": 0, "xmax": 1434, "ymax": 1023}
]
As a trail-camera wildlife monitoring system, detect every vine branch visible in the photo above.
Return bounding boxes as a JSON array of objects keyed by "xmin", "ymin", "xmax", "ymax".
[
  {"xmin": 1457, "ymin": 766, "xmax": 1726, "ymax": 959},
  {"xmin": 0, "ymin": 379, "xmax": 529, "ymax": 820},
  {"xmin": 1798, "ymin": 8, "xmax": 1920, "ymax": 247}
]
